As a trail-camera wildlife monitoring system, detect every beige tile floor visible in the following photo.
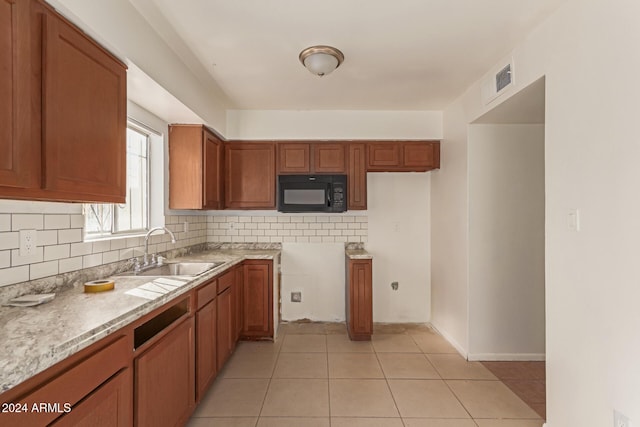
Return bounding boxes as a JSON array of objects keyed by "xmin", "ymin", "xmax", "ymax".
[{"xmin": 188, "ymin": 323, "xmax": 544, "ymax": 427}]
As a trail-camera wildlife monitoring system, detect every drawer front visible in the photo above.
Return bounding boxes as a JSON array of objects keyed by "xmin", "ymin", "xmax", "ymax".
[
  {"xmin": 217, "ymin": 269, "xmax": 234, "ymax": 294},
  {"xmin": 197, "ymin": 278, "xmax": 217, "ymax": 310},
  {"xmin": 2, "ymin": 335, "xmax": 129, "ymax": 427}
]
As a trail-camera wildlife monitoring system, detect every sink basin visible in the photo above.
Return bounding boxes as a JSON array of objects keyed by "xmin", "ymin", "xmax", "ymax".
[{"xmin": 117, "ymin": 261, "xmax": 224, "ymax": 277}]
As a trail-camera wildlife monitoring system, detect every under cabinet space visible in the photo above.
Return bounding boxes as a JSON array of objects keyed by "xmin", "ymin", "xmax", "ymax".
[{"xmin": 133, "ymin": 298, "xmax": 190, "ymax": 349}]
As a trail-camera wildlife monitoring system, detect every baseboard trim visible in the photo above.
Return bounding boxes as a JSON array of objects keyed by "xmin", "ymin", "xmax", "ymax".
[
  {"xmin": 467, "ymin": 352, "xmax": 546, "ymax": 361},
  {"xmin": 428, "ymin": 321, "xmax": 468, "ymax": 359}
]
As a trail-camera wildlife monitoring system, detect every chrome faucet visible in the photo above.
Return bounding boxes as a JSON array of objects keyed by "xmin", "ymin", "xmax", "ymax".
[{"xmin": 143, "ymin": 226, "xmax": 177, "ymax": 266}]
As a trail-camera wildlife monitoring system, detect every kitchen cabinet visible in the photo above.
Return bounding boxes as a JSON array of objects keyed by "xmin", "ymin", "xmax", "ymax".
[
  {"xmin": 195, "ymin": 279, "xmax": 217, "ymax": 401},
  {"xmin": 169, "ymin": 125, "xmax": 224, "ymax": 209},
  {"xmin": 0, "ymin": 0, "xmax": 39, "ymax": 191},
  {"xmin": 367, "ymin": 141, "xmax": 440, "ymax": 172},
  {"xmin": 345, "ymin": 257, "xmax": 373, "ymax": 341},
  {"xmin": 216, "ymin": 269, "xmax": 234, "ymax": 369},
  {"xmin": 135, "ymin": 316, "xmax": 195, "ymax": 427},
  {"xmin": 0, "ymin": 334, "xmax": 132, "ymax": 427},
  {"xmin": 242, "ymin": 260, "xmax": 273, "ymax": 338},
  {"xmin": 216, "ymin": 287, "xmax": 233, "ymax": 370},
  {"xmin": 277, "ymin": 142, "xmax": 346, "ymax": 174},
  {"xmin": 50, "ymin": 369, "xmax": 131, "ymax": 427},
  {"xmin": 233, "ymin": 265, "xmax": 244, "ymax": 345},
  {"xmin": 225, "ymin": 142, "xmax": 276, "ymax": 209},
  {"xmin": 348, "ymin": 143, "xmax": 367, "ymax": 210},
  {"xmin": 0, "ymin": 0, "xmax": 127, "ymax": 203}
]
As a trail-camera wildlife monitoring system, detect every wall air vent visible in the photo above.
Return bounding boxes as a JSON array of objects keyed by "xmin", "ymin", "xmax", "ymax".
[
  {"xmin": 481, "ymin": 59, "xmax": 515, "ymax": 105},
  {"xmin": 496, "ymin": 64, "xmax": 512, "ymax": 92}
]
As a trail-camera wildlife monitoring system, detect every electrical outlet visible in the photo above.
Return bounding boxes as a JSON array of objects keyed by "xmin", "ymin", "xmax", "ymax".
[
  {"xmin": 291, "ymin": 292, "xmax": 302, "ymax": 302},
  {"xmin": 614, "ymin": 410, "xmax": 633, "ymax": 427},
  {"xmin": 19, "ymin": 229, "xmax": 37, "ymax": 257},
  {"xmin": 183, "ymin": 221, "xmax": 189, "ymax": 233}
]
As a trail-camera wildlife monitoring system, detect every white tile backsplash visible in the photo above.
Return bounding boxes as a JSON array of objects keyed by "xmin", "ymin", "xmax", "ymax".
[
  {"xmin": 0, "ymin": 215, "xmax": 11, "ymax": 232},
  {"xmin": 206, "ymin": 214, "xmax": 367, "ymax": 244},
  {"xmin": 0, "ymin": 209, "xmax": 365, "ymax": 288},
  {"xmin": 11, "ymin": 214, "xmax": 44, "ymax": 231},
  {"xmin": 44, "ymin": 215, "xmax": 70, "ymax": 230}
]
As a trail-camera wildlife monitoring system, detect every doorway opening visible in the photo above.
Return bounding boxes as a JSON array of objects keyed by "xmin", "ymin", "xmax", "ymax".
[{"xmin": 468, "ymin": 76, "xmax": 547, "ymax": 419}]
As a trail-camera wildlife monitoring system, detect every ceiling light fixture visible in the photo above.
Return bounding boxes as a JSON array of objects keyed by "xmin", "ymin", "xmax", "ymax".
[{"xmin": 299, "ymin": 45, "xmax": 344, "ymax": 77}]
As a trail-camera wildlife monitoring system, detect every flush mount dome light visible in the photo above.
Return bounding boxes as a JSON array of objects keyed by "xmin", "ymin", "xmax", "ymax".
[{"xmin": 299, "ymin": 45, "xmax": 344, "ymax": 77}]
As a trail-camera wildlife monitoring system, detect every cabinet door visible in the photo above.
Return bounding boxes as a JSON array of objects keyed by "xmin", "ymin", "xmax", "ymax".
[
  {"xmin": 347, "ymin": 259, "xmax": 372, "ymax": 341},
  {"xmin": 50, "ymin": 369, "xmax": 132, "ymax": 427},
  {"xmin": 135, "ymin": 317, "xmax": 195, "ymax": 427},
  {"xmin": 203, "ymin": 130, "xmax": 223, "ymax": 209},
  {"xmin": 225, "ymin": 142, "xmax": 276, "ymax": 209},
  {"xmin": 242, "ymin": 261, "xmax": 273, "ymax": 338},
  {"xmin": 348, "ymin": 143, "xmax": 367, "ymax": 210},
  {"xmin": 234, "ymin": 265, "xmax": 244, "ymax": 343},
  {"xmin": 196, "ymin": 299, "xmax": 217, "ymax": 401},
  {"xmin": 42, "ymin": 10, "xmax": 126, "ymax": 203},
  {"xmin": 313, "ymin": 143, "xmax": 346, "ymax": 173},
  {"xmin": 0, "ymin": 0, "xmax": 39, "ymax": 190},
  {"xmin": 402, "ymin": 142, "xmax": 439, "ymax": 170},
  {"xmin": 367, "ymin": 143, "xmax": 400, "ymax": 170},
  {"xmin": 277, "ymin": 143, "xmax": 310, "ymax": 174},
  {"xmin": 216, "ymin": 287, "xmax": 232, "ymax": 370}
]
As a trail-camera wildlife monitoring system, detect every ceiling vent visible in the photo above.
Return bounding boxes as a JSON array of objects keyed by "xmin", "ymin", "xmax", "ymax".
[{"xmin": 482, "ymin": 59, "xmax": 514, "ymax": 105}]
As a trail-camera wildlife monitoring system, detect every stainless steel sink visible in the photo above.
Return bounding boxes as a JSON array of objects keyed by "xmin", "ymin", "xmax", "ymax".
[{"xmin": 117, "ymin": 261, "xmax": 224, "ymax": 277}]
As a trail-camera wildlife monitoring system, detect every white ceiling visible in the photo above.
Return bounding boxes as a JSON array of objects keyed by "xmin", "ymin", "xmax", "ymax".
[{"xmin": 132, "ymin": 0, "xmax": 565, "ymax": 111}]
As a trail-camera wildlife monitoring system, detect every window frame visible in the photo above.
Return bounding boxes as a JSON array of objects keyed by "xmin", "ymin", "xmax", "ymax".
[{"xmin": 84, "ymin": 119, "xmax": 154, "ymax": 240}]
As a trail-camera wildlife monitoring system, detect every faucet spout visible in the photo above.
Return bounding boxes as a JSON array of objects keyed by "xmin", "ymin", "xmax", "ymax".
[{"xmin": 143, "ymin": 226, "xmax": 177, "ymax": 266}]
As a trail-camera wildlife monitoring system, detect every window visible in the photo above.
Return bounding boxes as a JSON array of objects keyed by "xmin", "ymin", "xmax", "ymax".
[{"xmin": 85, "ymin": 123, "xmax": 150, "ymax": 238}]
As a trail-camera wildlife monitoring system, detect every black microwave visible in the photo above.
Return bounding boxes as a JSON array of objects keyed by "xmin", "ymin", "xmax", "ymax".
[{"xmin": 277, "ymin": 175, "xmax": 347, "ymax": 213}]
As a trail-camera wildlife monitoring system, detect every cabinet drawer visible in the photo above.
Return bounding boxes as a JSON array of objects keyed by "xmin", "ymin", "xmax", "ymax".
[
  {"xmin": 197, "ymin": 278, "xmax": 217, "ymax": 310},
  {"xmin": 3, "ymin": 335, "xmax": 129, "ymax": 427},
  {"xmin": 217, "ymin": 269, "xmax": 234, "ymax": 294}
]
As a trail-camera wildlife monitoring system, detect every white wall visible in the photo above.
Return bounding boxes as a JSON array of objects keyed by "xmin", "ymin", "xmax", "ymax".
[
  {"xmin": 367, "ymin": 173, "xmax": 431, "ymax": 323},
  {"xmin": 281, "ymin": 243, "xmax": 346, "ymax": 322},
  {"xmin": 468, "ymin": 124, "xmax": 545, "ymax": 360},
  {"xmin": 434, "ymin": 0, "xmax": 640, "ymax": 425},
  {"xmin": 430, "ymin": 101, "xmax": 470, "ymax": 355},
  {"xmin": 47, "ymin": 0, "xmax": 230, "ymax": 133},
  {"xmin": 226, "ymin": 110, "xmax": 442, "ymax": 140}
]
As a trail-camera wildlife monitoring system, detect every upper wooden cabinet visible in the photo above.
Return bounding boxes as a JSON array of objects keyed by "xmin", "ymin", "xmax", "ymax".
[
  {"xmin": 0, "ymin": 0, "xmax": 127, "ymax": 203},
  {"xmin": 367, "ymin": 141, "xmax": 440, "ymax": 172},
  {"xmin": 0, "ymin": 0, "xmax": 39, "ymax": 191},
  {"xmin": 169, "ymin": 125, "xmax": 224, "ymax": 209},
  {"xmin": 225, "ymin": 142, "xmax": 276, "ymax": 209},
  {"xmin": 277, "ymin": 142, "xmax": 346, "ymax": 174},
  {"xmin": 347, "ymin": 143, "xmax": 367, "ymax": 210}
]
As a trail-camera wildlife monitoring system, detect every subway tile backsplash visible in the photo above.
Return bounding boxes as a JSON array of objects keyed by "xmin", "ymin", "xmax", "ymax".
[
  {"xmin": 207, "ymin": 214, "xmax": 367, "ymax": 244},
  {"xmin": 0, "ymin": 211, "xmax": 367, "ymax": 288}
]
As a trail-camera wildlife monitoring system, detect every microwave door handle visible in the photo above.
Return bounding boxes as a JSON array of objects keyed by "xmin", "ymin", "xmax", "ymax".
[{"xmin": 327, "ymin": 187, "xmax": 331, "ymax": 207}]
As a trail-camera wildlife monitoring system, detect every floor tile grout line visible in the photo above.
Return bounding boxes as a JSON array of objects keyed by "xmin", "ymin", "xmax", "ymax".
[
  {"xmin": 254, "ymin": 331, "xmax": 285, "ymax": 425},
  {"xmin": 372, "ymin": 338, "xmax": 404, "ymax": 421}
]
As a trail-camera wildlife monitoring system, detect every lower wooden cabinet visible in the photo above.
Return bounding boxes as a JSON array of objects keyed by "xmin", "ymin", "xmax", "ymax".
[
  {"xmin": 50, "ymin": 369, "xmax": 131, "ymax": 427},
  {"xmin": 242, "ymin": 260, "xmax": 273, "ymax": 338},
  {"xmin": 135, "ymin": 317, "xmax": 195, "ymax": 427},
  {"xmin": 233, "ymin": 265, "xmax": 244, "ymax": 345},
  {"xmin": 345, "ymin": 258, "xmax": 373, "ymax": 341},
  {"xmin": 216, "ymin": 286, "xmax": 233, "ymax": 370},
  {"xmin": 0, "ymin": 259, "xmax": 276, "ymax": 427},
  {"xmin": 0, "ymin": 335, "xmax": 131, "ymax": 427},
  {"xmin": 196, "ymin": 299, "xmax": 217, "ymax": 401}
]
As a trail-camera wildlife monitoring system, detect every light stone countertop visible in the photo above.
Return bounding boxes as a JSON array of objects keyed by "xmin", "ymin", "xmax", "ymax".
[
  {"xmin": 345, "ymin": 249, "xmax": 373, "ymax": 260},
  {"xmin": 0, "ymin": 249, "xmax": 280, "ymax": 394}
]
